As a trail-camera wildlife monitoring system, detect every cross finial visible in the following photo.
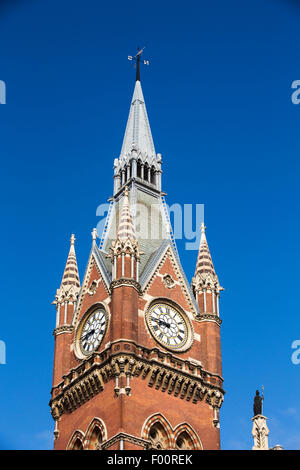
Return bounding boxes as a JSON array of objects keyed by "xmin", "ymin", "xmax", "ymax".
[
  {"xmin": 128, "ymin": 46, "xmax": 150, "ymax": 82},
  {"xmin": 70, "ymin": 234, "xmax": 76, "ymax": 246},
  {"xmin": 200, "ymin": 222, "xmax": 206, "ymax": 234}
]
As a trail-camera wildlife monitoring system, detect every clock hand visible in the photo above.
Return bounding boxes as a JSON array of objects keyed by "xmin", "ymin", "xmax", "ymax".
[
  {"xmin": 82, "ymin": 329, "xmax": 95, "ymax": 341},
  {"xmin": 158, "ymin": 320, "xmax": 171, "ymax": 329}
]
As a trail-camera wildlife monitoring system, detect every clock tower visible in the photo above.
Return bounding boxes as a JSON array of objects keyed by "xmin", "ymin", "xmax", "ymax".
[{"xmin": 50, "ymin": 57, "xmax": 225, "ymax": 450}]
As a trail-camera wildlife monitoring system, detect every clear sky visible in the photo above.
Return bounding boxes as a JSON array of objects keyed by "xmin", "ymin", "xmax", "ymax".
[{"xmin": 0, "ymin": 0, "xmax": 299, "ymax": 450}]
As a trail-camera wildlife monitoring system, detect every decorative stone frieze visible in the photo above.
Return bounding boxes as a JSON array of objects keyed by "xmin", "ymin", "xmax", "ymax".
[
  {"xmin": 110, "ymin": 278, "xmax": 141, "ymax": 293},
  {"xmin": 196, "ymin": 313, "xmax": 222, "ymax": 326},
  {"xmin": 53, "ymin": 325, "xmax": 75, "ymax": 336},
  {"xmin": 50, "ymin": 345, "xmax": 224, "ymax": 419}
]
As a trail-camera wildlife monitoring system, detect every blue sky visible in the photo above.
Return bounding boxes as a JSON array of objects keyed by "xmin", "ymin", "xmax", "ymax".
[{"xmin": 0, "ymin": 0, "xmax": 300, "ymax": 450}]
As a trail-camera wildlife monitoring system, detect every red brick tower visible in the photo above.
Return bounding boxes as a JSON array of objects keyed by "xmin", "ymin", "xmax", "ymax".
[{"xmin": 50, "ymin": 62, "xmax": 225, "ymax": 450}]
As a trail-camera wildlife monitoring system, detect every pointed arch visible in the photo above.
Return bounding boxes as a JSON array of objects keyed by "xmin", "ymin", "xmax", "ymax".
[
  {"xmin": 141, "ymin": 413, "xmax": 173, "ymax": 449},
  {"xmin": 144, "ymin": 162, "xmax": 149, "ymax": 182},
  {"xmin": 150, "ymin": 165, "xmax": 156, "ymax": 185},
  {"xmin": 173, "ymin": 423, "xmax": 203, "ymax": 450},
  {"xmin": 137, "ymin": 159, "xmax": 142, "ymax": 178},
  {"xmin": 85, "ymin": 417, "xmax": 107, "ymax": 450},
  {"xmin": 67, "ymin": 429, "xmax": 85, "ymax": 450}
]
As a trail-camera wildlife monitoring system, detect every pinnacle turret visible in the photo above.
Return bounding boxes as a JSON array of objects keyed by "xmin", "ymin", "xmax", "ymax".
[
  {"xmin": 109, "ymin": 187, "xmax": 142, "ymax": 281},
  {"xmin": 60, "ymin": 234, "xmax": 80, "ymax": 290},
  {"xmin": 194, "ymin": 223, "xmax": 218, "ymax": 281},
  {"xmin": 54, "ymin": 234, "xmax": 80, "ymax": 306},
  {"xmin": 192, "ymin": 223, "xmax": 223, "ymax": 316},
  {"xmin": 116, "ymin": 186, "xmax": 137, "ymax": 241}
]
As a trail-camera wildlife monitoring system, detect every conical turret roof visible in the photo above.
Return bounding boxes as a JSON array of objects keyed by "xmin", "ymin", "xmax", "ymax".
[
  {"xmin": 60, "ymin": 234, "xmax": 80, "ymax": 290},
  {"xmin": 194, "ymin": 223, "xmax": 217, "ymax": 279},
  {"xmin": 116, "ymin": 187, "xmax": 136, "ymax": 241}
]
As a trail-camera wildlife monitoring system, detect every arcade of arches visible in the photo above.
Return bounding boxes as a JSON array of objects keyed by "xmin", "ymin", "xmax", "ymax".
[{"xmin": 67, "ymin": 414, "xmax": 202, "ymax": 450}]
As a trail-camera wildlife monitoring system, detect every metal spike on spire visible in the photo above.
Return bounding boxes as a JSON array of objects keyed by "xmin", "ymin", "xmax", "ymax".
[
  {"xmin": 128, "ymin": 46, "xmax": 150, "ymax": 82},
  {"xmin": 121, "ymin": 49, "xmax": 155, "ymax": 159}
]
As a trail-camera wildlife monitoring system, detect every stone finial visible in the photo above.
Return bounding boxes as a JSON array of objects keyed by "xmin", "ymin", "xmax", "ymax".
[
  {"xmin": 200, "ymin": 222, "xmax": 206, "ymax": 234},
  {"xmin": 91, "ymin": 228, "xmax": 98, "ymax": 241}
]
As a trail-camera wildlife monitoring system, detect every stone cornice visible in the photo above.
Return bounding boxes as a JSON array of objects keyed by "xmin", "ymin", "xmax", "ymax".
[
  {"xmin": 53, "ymin": 325, "xmax": 75, "ymax": 336},
  {"xmin": 110, "ymin": 278, "xmax": 141, "ymax": 294},
  {"xmin": 196, "ymin": 314, "xmax": 222, "ymax": 326},
  {"xmin": 49, "ymin": 345, "xmax": 224, "ymax": 420}
]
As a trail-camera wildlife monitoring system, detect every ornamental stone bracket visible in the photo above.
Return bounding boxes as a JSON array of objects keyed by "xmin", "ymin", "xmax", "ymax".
[
  {"xmin": 49, "ymin": 344, "xmax": 224, "ymax": 420},
  {"xmin": 195, "ymin": 313, "xmax": 222, "ymax": 326},
  {"xmin": 110, "ymin": 278, "xmax": 141, "ymax": 294},
  {"xmin": 53, "ymin": 325, "xmax": 75, "ymax": 336}
]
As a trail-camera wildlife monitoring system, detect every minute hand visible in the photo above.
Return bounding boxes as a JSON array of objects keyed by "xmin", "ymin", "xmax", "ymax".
[
  {"xmin": 82, "ymin": 329, "xmax": 95, "ymax": 341},
  {"xmin": 158, "ymin": 320, "xmax": 171, "ymax": 328}
]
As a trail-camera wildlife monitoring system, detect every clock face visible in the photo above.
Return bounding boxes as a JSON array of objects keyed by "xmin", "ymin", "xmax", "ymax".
[
  {"xmin": 79, "ymin": 308, "xmax": 107, "ymax": 355},
  {"xmin": 146, "ymin": 303, "xmax": 190, "ymax": 350}
]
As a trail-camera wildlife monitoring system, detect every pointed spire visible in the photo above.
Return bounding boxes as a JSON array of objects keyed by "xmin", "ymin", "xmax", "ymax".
[
  {"xmin": 117, "ymin": 187, "xmax": 136, "ymax": 241},
  {"xmin": 194, "ymin": 223, "xmax": 217, "ymax": 279},
  {"xmin": 120, "ymin": 79, "xmax": 155, "ymax": 159},
  {"xmin": 60, "ymin": 234, "xmax": 80, "ymax": 290}
]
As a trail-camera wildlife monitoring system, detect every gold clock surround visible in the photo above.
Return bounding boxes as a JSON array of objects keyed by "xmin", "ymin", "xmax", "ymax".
[{"xmin": 145, "ymin": 300, "xmax": 193, "ymax": 353}]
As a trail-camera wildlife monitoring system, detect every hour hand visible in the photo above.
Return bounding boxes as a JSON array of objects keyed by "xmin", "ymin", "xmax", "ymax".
[
  {"xmin": 82, "ymin": 329, "xmax": 95, "ymax": 341},
  {"xmin": 158, "ymin": 319, "xmax": 170, "ymax": 329}
]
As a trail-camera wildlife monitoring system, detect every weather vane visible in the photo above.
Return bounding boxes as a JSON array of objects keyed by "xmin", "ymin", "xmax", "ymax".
[{"xmin": 128, "ymin": 46, "xmax": 150, "ymax": 81}]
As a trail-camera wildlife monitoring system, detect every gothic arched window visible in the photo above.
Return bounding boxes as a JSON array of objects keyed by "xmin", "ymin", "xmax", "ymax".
[
  {"xmin": 88, "ymin": 426, "xmax": 102, "ymax": 450},
  {"xmin": 148, "ymin": 422, "xmax": 169, "ymax": 449},
  {"xmin": 72, "ymin": 438, "xmax": 84, "ymax": 450},
  {"xmin": 175, "ymin": 431, "xmax": 195, "ymax": 450}
]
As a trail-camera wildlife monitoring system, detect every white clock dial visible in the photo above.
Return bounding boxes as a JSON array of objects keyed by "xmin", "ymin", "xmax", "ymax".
[
  {"xmin": 79, "ymin": 308, "xmax": 107, "ymax": 355},
  {"xmin": 146, "ymin": 303, "xmax": 189, "ymax": 350}
]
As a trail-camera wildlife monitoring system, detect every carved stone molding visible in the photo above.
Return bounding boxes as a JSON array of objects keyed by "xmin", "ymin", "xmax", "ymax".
[
  {"xmin": 196, "ymin": 314, "xmax": 222, "ymax": 326},
  {"xmin": 162, "ymin": 274, "xmax": 175, "ymax": 289},
  {"xmin": 50, "ymin": 347, "xmax": 224, "ymax": 420},
  {"xmin": 110, "ymin": 278, "xmax": 141, "ymax": 294},
  {"xmin": 87, "ymin": 279, "xmax": 101, "ymax": 296},
  {"xmin": 53, "ymin": 325, "xmax": 75, "ymax": 336},
  {"xmin": 108, "ymin": 238, "xmax": 142, "ymax": 259},
  {"xmin": 100, "ymin": 432, "xmax": 151, "ymax": 450}
]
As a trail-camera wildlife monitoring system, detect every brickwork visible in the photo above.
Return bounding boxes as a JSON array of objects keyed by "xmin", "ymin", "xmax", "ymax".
[{"xmin": 50, "ymin": 77, "xmax": 224, "ymax": 451}]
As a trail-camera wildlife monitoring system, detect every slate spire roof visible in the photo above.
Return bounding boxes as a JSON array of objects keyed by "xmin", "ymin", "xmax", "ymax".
[{"xmin": 120, "ymin": 75, "xmax": 156, "ymax": 159}]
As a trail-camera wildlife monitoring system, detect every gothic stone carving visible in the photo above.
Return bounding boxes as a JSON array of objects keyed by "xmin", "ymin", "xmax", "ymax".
[{"xmin": 50, "ymin": 346, "xmax": 224, "ymax": 419}]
